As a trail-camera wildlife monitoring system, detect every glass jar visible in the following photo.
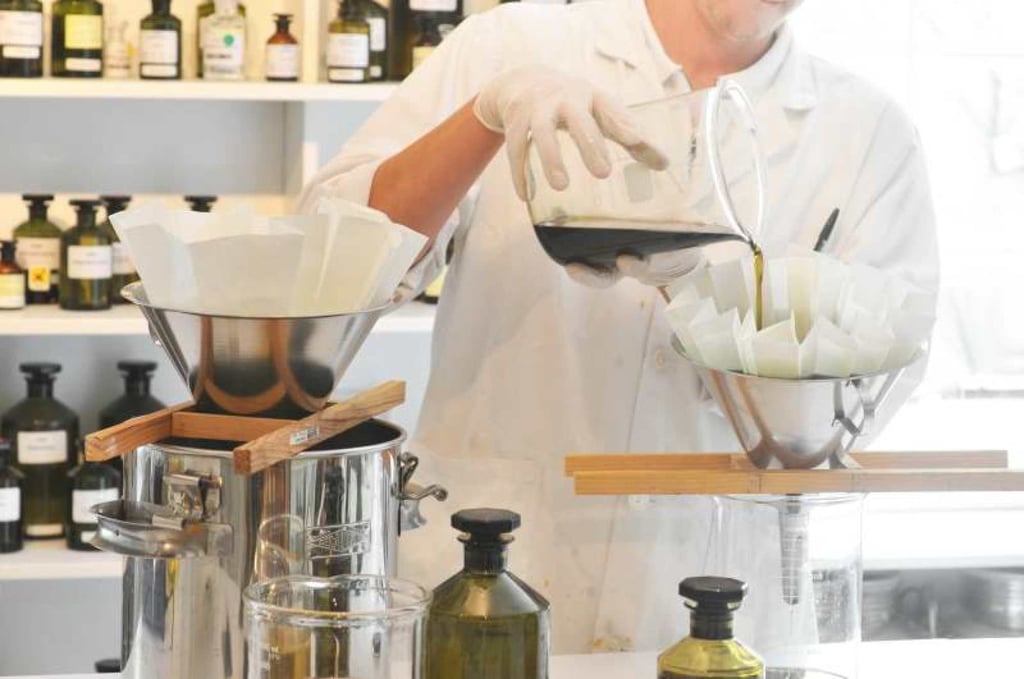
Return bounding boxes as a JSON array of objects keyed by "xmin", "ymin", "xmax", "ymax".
[
  {"xmin": 704, "ymin": 493, "xmax": 865, "ymax": 679},
  {"xmin": 245, "ymin": 574, "xmax": 430, "ymax": 679}
]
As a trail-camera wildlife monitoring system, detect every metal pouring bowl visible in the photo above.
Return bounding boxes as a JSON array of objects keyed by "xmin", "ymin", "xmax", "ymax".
[
  {"xmin": 673, "ymin": 338, "xmax": 923, "ymax": 469},
  {"xmin": 122, "ymin": 282, "xmax": 390, "ymax": 417}
]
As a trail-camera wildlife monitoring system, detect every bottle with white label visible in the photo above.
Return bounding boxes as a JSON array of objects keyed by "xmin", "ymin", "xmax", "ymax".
[
  {"xmin": 66, "ymin": 438, "xmax": 119, "ymax": 551},
  {"xmin": 139, "ymin": 0, "xmax": 180, "ymax": 80},
  {"xmin": 60, "ymin": 198, "xmax": 112, "ymax": 311},
  {"xmin": 98, "ymin": 195, "xmax": 135, "ymax": 303},
  {"xmin": 406, "ymin": 0, "xmax": 458, "ymax": 73},
  {"xmin": 13, "ymin": 194, "xmax": 61, "ymax": 304},
  {"xmin": 264, "ymin": 13, "xmax": 298, "ymax": 82},
  {"xmin": 357, "ymin": 0, "xmax": 387, "ymax": 80},
  {"xmin": 202, "ymin": 0, "xmax": 245, "ymax": 80},
  {"xmin": 196, "ymin": 0, "xmax": 245, "ymax": 78},
  {"xmin": 0, "ymin": 240, "xmax": 26, "ymax": 309},
  {"xmin": 0, "ymin": 0, "xmax": 43, "ymax": 77},
  {"xmin": 410, "ymin": 14, "xmax": 441, "ymax": 71},
  {"xmin": 51, "ymin": 0, "xmax": 103, "ymax": 77},
  {"xmin": 102, "ymin": 12, "xmax": 131, "ymax": 78},
  {"xmin": 1, "ymin": 363, "xmax": 79, "ymax": 540},
  {"xmin": 326, "ymin": 0, "xmax": 369, "ymax": 83},
  {"xmin": 0, "ymin": 439, "xmax": 25, "ymax": 553}
]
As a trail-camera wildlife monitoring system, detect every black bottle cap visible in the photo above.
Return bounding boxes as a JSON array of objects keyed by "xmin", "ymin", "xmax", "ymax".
[
  {"xmin": 94, "ymin": 658, "xmax": 122, "ymax": 673},
  {"xmin": 20, "ymin": 362, "xmax": 61, "ymax": 379},
  {"xmin": 100, "ymin": 195, "xmax": 132, "ymax": 213},
  {"xmin": 118, "ymin": 360, "xmax": 158, "ymax": 377},
  {"xmin": 452, "ymin": 508, "xmax": 521, "ymax": 538},
  {"xmin": 274, "ymin": 12, "xmax": 293, "ymax": 28},
  {"xmin": 679, "ymin": 576, "xmax": 747, "ymax": 612},
  {"xmin": 184, "ymin": 195, "xmax": 217, "ymax": 212},
  {"xmin": 69, "ymin": 198, "xmax": 102, "ymax": 214},
  {"xmin": 22, "ymin": 193, "xmax": 54, "ymax": 205}
]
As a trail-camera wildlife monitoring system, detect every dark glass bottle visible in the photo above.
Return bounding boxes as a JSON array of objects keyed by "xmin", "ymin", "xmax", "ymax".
[
  {"xmin": 98, "ymin": 360, "xmax": 166, "ymax": 475},
  {"xmin": 139, "ymin": 0, "xmax": 181, "ymax": 80},
  {"xmin": 195, "ymin": 0, "xmax": 245, "ymax": 78},
  {"xmin": 386, "ymin": 0, "xmax": 409, "ymax": 79},
  {"xmin": 326, "ymin": 0, "xmax": 369, "ymax": 83},
  {"xmin": 0, "ymin": 438, "xmax": 25, "ymax": 553},
  {"xmin": 357, "ymin": 0, "xmax": 387, "ymax": 81},
  {"xmin": 51, "ymin": 0, "xmax": 103, "ymax": 77},
  {"xmin": 0, "ymin": 240, "xmax": 26, "ymax": 310},
  {"xmin": 425, "ymin": 508, "xmax": 550, "ymax": 679},
  {"xmin": 184, "ymin": 195, "xmax": 217, "ymax": 212},
  {"xmin": 657, "ymin": 577, "xmax": 765, "ymax": 679},
  {"xmin": 1, "ymin": 363, "xmax": 79, "ymax": 539},
  {"xmin": 60, "ymin": 199, "xmax": 112, "ymax": 311},
  {"xmin": 0, "ymin": 0, "xmax": 43, "ymax": 77},
  {"xmin": 66, "ymin": 438, "xmax": 120, "ymax": 551},
  {"xmin": 410, "ymin": 14, "xmax": 441, "ymax": 71},
  {"xmin": 13, "ymin": 194, "xmax": 61, "ymax": 304},
  {"xmin": 265, "ymin": 13, "xmax": 299, "ymax": 82},
  {"xmin": 98, "ymin": 195, "xmax": 135, "ymax": 304}
]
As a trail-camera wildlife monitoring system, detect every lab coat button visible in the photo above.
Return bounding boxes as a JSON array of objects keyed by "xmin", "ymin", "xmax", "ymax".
[{"xmin": 654, "ymin": 348, "xmax": 668, "ymax": 369}]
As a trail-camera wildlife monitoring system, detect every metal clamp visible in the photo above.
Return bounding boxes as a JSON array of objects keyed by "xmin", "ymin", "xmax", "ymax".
[
  {"xmin": 398, "ymin": 453, "xmax": 448, "ymax": 533},
  {"xmin": 163, "ymin": 472, "xmax": 223, "ymax": 522}
]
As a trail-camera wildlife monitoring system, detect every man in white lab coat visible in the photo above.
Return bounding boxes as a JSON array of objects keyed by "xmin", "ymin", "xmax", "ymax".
[{"xmin": 300, "ymin": 0, "xmax": 939, "ymax": 654}]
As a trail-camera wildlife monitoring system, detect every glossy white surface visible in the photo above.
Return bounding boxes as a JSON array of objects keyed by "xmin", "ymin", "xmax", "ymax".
[{"xmin": 0, "ymin": 80, "xmax": 397, "ymax": 102}]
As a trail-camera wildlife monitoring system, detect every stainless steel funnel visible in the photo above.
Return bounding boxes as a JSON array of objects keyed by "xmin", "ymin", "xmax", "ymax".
[
  {"xmin": 676, "ymin": 340, "xmax": 921, "ymax": 469},
  {"xmin": 122, "ymin": 282, "xmax": 389, "ymax": 417}
]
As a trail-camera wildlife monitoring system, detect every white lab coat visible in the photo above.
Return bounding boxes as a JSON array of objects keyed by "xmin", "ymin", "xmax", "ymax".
[{"xmin": 300, "ymin": 0, "xmax": 939, "ymax": 655}]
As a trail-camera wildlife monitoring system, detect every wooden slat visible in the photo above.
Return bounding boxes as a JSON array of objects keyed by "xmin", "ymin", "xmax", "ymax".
[
  {"xmin": 233, "ymin": 381, "xmax": 405, "ymax": 475},
  {"xmin": 171, "ymin": 412, "xmax": 292, "ymax": 442},
  {"xmin": 85, "ymin": 402, "xmax": 194, "ymax": 461},
  {"xmin": 572, "ymin": 467, "xmax": 1024, "ymax": 496},
  {"xmin": 853, "ymin": 451, "xmax": 1008, "ymax": 470},
  {"xmin": 565, "ymin": 454, "xmax": 739, "ymax": 475}
]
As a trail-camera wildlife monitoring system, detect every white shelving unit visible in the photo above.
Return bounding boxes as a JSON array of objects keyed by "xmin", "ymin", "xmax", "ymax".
[
  {"xmin": 0, "ymin": 78, "xmax": 397, "ymax": 101},
  {"xmin": 0, "ymin": 540, "xmax": 122, "ymax": 581}
]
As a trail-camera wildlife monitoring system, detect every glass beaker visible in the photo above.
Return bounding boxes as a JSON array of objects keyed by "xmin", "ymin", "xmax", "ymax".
[
  {"xmin": 245, "ymin": 575, "xmax": 431, "ymax": 679},
  {"xmin": 703, "ymin": 494, "xmax": 865, "ymax": 679},
  {"xmin": 526, "ymin": 79, "xmax": 765, "ymax": 270}
]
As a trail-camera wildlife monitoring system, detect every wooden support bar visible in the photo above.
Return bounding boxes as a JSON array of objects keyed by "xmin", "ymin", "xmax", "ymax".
[
  {"xmin": 233, "ymin": 381, "xmax": 406, "ymax": 475},
  {"xmin": 170, "ymin": 412, "xmax": 292, "ymax": 442},
  {"xmin": 85, "ymin": 402, "xmax": 194, "ymax": 462}
]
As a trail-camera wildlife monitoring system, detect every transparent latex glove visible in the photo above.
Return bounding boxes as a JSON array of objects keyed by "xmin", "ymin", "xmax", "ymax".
[
  {"xmin": 565, "ymin": 250, "xmax": 706, "ymax": 289},
  {"xmin": 473, "ymin": 65, "xmax": 669, "ymax": 200}
]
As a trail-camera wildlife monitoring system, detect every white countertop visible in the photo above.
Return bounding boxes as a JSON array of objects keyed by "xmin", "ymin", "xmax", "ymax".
[{"xmin": 13, "ymin": 639, "xmax": 1024, "ymax": 679}]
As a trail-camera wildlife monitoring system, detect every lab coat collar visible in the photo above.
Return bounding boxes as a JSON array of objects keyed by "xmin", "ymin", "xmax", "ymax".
[{"xmin": 592, "ymin": 0, "xmax": 819, "ymax": 112}]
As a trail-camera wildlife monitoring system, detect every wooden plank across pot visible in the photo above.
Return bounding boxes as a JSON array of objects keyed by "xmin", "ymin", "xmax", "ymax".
[
  {"xmin": 564, "ymin": 451, "xmax": 1024, "ymax": 495},
  {"xmin": 85, "ymin": 381, "xmax": 406, "ymax": 475}
]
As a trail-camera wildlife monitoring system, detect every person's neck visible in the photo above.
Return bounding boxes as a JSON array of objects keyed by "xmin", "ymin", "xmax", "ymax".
[{"xmin": 645, "ymin": 0, "xmax": 775, "ymax": 89}]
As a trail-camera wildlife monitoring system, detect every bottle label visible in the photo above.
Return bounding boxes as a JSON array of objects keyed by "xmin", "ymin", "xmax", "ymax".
[
  {"xmin": 139, "ymin": 29, "xmax": 178, "ymax": 74},
  {"xmin": 72, "ymin": 487, "xmax": 118, "ymax": 524},
  {"xmin": 0, "ymin": 10, "xmax": 42, "ymax": 52},
  {"xmin": 0, "ymin": 487, "xmax": 19, "ymax": 522},
  {"xmin": 65, "ymin": 56, "xmax": 101, "ymax": 72},
  {"xmin": 367, "ymin": 17, "xmax": 386, "ymax": 53},
  {"xmin": 17, "ymin": 430, "xmax": 67, "ymax": 465},
  {"xmin": 203, "ymin": 24, "xmax": 245, "ymax": 78},
  {"xmin": 265, "ymin": 43, "xmax": 299, "ymax": 79},
  {"xmin": 327, "ymin": 33, "xmax": 368, "ymax": 68},
  {"xmin": 25, "ymin": 523, "xmax": 61, "ymax": 537},
  {"xmin": 104, "ymin": 41, "xmax": 131, "ymax": 78},
  {"xmin": 67, "ymin": 244, "xmax": 113, "ymax": 280},
  {"xmin": 412, "ymin": 44, "xmax": 435, "ymax": 70},
  {"xmin": 0, "ymin": 273, "xmax": 25, "ymax": 308},
  {"xmin": 64, "ymin": 14, "xmax": 102, "ymax": 50},
  {"xmin": 409, "ymin": 0, "xmax": 457, "ymax": 11},
  {"xmin": 327, "ymin": 67, "xmax": 365, "ymax": 82},
  {"xmin": 112, "ymin": 242, "xmax": 135, "ymax": 275}
]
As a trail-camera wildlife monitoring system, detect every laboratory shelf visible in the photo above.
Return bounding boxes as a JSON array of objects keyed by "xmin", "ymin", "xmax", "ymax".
[
  {"xmin": 0, "ymin": 539, "xmax": 122, "ymax": 581},
  {"xmin": 0, "ymin": 79, "xmax": 397, "ymax": 102},
  {"xmin": 0, "ymin": 302, "xmax": 436, "ymax": 337}
]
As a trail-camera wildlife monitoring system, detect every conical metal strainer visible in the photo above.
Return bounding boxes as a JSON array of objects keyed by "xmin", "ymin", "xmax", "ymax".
[{"xmin": 123, "ymin": 282, "xmax": 389, "ymax": 418}]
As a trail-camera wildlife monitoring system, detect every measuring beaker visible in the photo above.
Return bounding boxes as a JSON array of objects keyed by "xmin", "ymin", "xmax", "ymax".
[
  {"xmin": 703, "ymin": 494, "xmax": 865, "ymax": 679},
  {"xmin": 245, "ymin": 575, "xmax": 430, "ymax": 679}
]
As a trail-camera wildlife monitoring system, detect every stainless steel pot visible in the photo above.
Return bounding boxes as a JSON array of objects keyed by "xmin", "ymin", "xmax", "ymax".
[
  {"xmin": 962, "ymin": 568, "xmax": 1024, "ymax": 632},
  {"xmin": 92, "ymin": 419, "xmax": 445, "ymax": 679}
]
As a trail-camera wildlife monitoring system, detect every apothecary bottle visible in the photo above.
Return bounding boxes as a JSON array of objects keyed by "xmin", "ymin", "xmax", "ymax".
[
  {"xmin": 264, "ymin": 13, "xmax": 298, "ymax": 82},
  {"xmin": 98, "ymin": 360, "xmax": 166, "ymax": 475},
  {"xmin": 202, "ymin": 0, "xmax": 245, "ymax": 80},
  {"xmin": 13, "ymin": 193, "xmax": 61, "ymax": 304},
  {"xmin": 358, "ymin": 0, "xmax": 387, "ymax": 80},
  {"xmin": 326, "ymin": 0, "xmax": 369, "ymax": 83},
  {"xmin": 139, "ymin": 0, "xmax": 181, "ymax": 79},
  {"xmin": 196, "ymin": 0, "xmax": 244, "ymax": 78},
  {"xmin": 425, "ymin": 508, "xmax": 550, "ymax": 679},
  {"xmin": 0, "ymin": 0, "xmax": 43, "ymax": 77},
  {"xmin": 0, "ymin": 438, "xmax": 25, "ymax": 553},
  {"xmin": 51, "ymin": 0, "xmax": 103, "ymax": 77},
  {"xmin": 98, "ymin": 195, "xmax": 135, "ymax": 303},
  {"xmin": 0, "ymin": 240, "xmax": 26, "ymax": 309},
  {"xmin": 60, "ymin": 198, "xmax": 111, "ymax": 310},
  {"xmin": 657, "ymin": 577, "xmax": 765, "ymax": 679},
  {"xmin": 1, "ymin": 363, "xmax": 79, "ymax": 539},
  {"xmin": 66, "ymin": 438, "xmax": 120, "ymax": 551}
]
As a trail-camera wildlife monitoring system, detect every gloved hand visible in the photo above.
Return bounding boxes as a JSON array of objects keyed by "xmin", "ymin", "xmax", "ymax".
[
  {"xmin": 473, "ymin": 65, "xmax": 668, "ymax": 200},
  {"xmin": 565, "ymin": 249, "xmax": 706, "ymax": 289}
]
